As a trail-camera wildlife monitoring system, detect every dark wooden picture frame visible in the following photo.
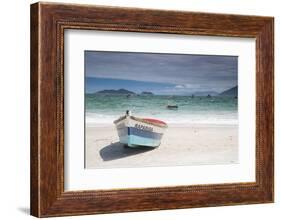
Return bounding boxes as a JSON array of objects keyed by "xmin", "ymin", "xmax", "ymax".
[{"xmin": 30, "ymin": 2, "xmax": 274, "ymax": 217}]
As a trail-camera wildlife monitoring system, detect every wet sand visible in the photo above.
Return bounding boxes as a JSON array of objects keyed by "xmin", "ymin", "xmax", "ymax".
[{"xmin": 85, "ymin": 124, "xmax": 238, "ymax": 169}]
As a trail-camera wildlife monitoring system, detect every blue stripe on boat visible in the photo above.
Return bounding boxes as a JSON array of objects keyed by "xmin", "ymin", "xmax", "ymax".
[
  {"xmin": 128, "ymin": 135, "xmax": 161, "ymax": 147},
  {"xmin": 117, "ymin": 127, "xmax": 162, "ymax": 140},
  {"xmin": 128, "ymin": 127, "xmax": 162, "ymax": 140},
  {"xmin": 116, "ymin": 126, "xmax": 163, "ymax": 147}
]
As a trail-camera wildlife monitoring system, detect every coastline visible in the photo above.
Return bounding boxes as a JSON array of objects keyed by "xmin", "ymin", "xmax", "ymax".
[
  {"xmin": 85, "ymin": 122, "xmax": 238, "ymax": 169},
  {"xmin": 86, "ymin": 122, "xmax": 238, "ymax": 128}
]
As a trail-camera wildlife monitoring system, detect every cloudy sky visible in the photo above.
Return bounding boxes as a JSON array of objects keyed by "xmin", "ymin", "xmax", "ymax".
[{"xmin": 85, "ymin": 51, "xmax": 237, "ymax": 95}]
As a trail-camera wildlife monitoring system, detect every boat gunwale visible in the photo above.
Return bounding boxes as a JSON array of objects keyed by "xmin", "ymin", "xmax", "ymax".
[{"xmin": 114, "ymin": 115, "xmax": 168, "ymax": 128}]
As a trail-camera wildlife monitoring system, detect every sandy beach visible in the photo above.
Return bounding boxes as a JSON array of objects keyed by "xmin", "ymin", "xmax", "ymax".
[{"xmin": 85, "ymin": 123, "xmax": 238, "ymax": 169}]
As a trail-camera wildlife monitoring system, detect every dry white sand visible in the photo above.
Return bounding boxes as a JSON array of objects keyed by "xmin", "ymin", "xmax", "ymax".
[{"xmin": 85, "ymin": 124, "xmax": 238, "ymax": 169}]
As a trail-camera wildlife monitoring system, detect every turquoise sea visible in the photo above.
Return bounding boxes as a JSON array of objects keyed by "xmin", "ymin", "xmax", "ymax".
[{"xmin": 85, "ymin": 94, "xmax": 238, "ymax": 125}]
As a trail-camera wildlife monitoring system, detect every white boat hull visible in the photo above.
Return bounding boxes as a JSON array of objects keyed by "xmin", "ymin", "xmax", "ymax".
[{"xmin": 114, "ymin": 116, "xmax": 166, "ymax": 148}]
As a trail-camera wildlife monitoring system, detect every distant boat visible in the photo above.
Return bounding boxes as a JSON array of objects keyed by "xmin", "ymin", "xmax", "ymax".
[
  {"xmin": 141, "ymin": 91, "xmax": 154, "ymax": 95},
  {"xmin": 114, "ymin": 111, "xmax": 167, "ymax": 148},
  {"xmin": 166, "ymin": 105, "xmax": 178, "ymax": 110}
]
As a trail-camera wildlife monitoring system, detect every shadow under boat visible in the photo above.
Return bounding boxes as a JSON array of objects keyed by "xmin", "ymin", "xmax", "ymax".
[{"xmin": 99, "ymin": 142, "xmax": 155, "ymax": 161}]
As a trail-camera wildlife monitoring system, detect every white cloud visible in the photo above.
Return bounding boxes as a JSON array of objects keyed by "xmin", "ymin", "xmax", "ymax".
[
  {"xmin": 175, "ymin": 85, "xmax": 185, "ymax": 89},
  {"xmin": 175, "ymin": 84, "xmax": 200, "ymax": 89}
]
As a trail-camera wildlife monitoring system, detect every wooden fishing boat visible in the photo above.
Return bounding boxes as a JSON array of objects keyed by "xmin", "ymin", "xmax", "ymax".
[
  {"xmin": 114, "ymin": 111, "xmax": 167, "ymax": 148},
  {"xmin": 166, "ymin": 105, "xmax": 178, "ymax": 109}
]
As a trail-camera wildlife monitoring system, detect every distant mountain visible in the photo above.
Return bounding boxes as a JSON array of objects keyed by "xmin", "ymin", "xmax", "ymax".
[
  {"xmin": 193, "ymin": 91, "xmax": 219, "ymax": 96},
  {"xmin": 219, "ymin": 86, "xmax": 238, "ymax": 97},
  {"xmin": 141, "ymin": 91, "xmax": 154, "ymax": 95},
  {"xmin": 95, "ymin": 89, "xmax": 135, "ymax": 95}
]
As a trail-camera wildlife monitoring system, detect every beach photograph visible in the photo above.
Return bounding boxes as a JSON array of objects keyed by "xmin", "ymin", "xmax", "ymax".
[{"xmin": 85, "ymin": 51, "xmax": 238, "ymax": 169}]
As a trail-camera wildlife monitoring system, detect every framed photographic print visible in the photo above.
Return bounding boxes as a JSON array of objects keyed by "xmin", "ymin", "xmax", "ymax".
[
  {"xmin": 84, "ymin": 51, "xmax": 239, "ymax": 170},
  {"xmin": 30, "ymin": 2, "xmax": 274, "ymax": 217}
]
